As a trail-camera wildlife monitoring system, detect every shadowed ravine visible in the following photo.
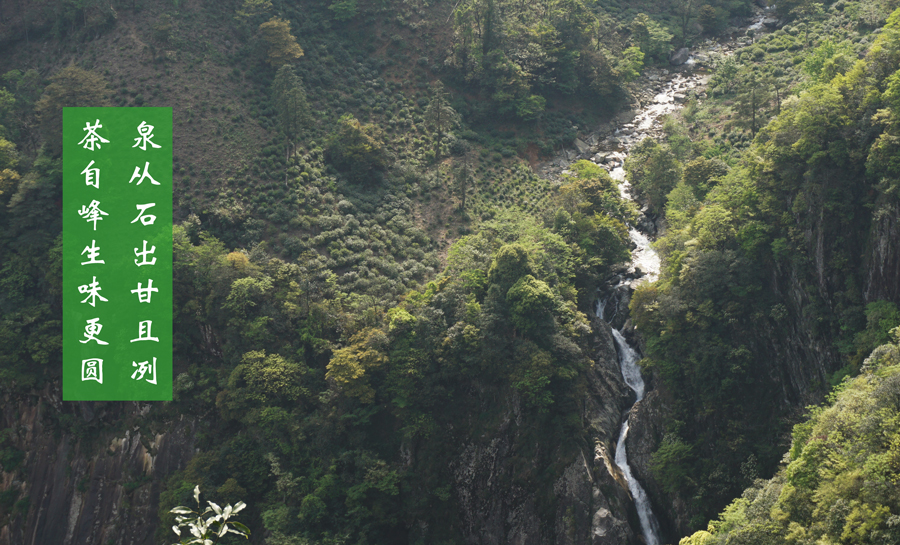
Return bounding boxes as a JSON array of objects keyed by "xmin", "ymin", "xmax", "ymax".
[{"xmin": 585, "ymin": 12, "xmax": 772, "ymax": 541}]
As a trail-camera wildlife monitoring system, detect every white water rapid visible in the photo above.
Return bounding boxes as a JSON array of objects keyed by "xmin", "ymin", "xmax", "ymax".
[
  {"xmin": 574, "ymin": 14, "xmax": 776, "ymax": 541},
  {"xmin": 612, "ymin": 329, "xmax": 662, "ymax": 545},
  {"xmin": 593, "ymin": 50, "xmax": 690, "ymax": 545}
]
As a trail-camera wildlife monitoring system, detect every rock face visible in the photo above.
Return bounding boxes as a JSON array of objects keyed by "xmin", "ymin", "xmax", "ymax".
[
  {"xmin": 865, "ymin": 201, "xmax": 900, "ymax": 304},
  {"xmin": 669, "ymin": 48, "xmax": 691, "ymax": 65},
  {"xmin": 623, "ymin": 174, "xmax": 898, "ymax": 540},
  {"xmin": 449, "ymin": 319, "xmax": 641, "ymax": 544},
  {"xmin": 574, "ymin": 138, "xmax": 591, "ymax": 154},
  {"xmin": 0, "ymin": 385, "xmax": 197, "ymax": 545},
  {"xmin": 625, "ymin": 390, "xmax": 692, "ymax": 539}
]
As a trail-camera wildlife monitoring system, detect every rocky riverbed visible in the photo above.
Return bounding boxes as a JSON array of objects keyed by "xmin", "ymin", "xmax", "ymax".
[{"xmin": 538, "ymin": 7, "xmax": 775, "ymax": 187}]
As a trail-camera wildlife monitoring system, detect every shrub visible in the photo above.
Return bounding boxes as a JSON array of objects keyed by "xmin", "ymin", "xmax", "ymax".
[{"xmin": 324, "ymin": 114, "xmax": 390, "ymax": 183}]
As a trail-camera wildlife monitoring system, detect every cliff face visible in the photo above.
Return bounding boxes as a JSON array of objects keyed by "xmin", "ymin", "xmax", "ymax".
[
  {"xmin": 623, "ymin": 390, "xmax": 684, "ymax": 539},
  {"xmin": 865, "ymin": 200, "xmax": 900, "ymax": 305},
  {"xmin": 624, "ymin": 194, "xmax": 900, "ymax": 539},
  {"xmin": 447, "ymin": 318, "xmax": 640, "ymax": 545},
  {"xmin": 0, "ymin": 385, "xmax": 196, "ymax": 545},
  {"xmin": 623, "ymin": 250, "xmax": 852, "ymax": 539},
  {"xmin": 2, "ymin": 319, "xmax": 643, "ymax": 545}
]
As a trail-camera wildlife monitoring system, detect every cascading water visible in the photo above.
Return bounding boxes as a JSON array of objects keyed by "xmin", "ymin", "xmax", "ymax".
[
  {"xmin": 596, "ymin": 287, "xmax": 662, "ymax": 545},
  {"xmin": 582, "ymin": 14, "xmax": 774, "ymax": 540},
  {"xmin": 591, "ymin": 57, "xmax": 689, "ymax": 545},
  {"xmin": 611, "ymin": 328, "xmax": 662, "ymax": 545}
]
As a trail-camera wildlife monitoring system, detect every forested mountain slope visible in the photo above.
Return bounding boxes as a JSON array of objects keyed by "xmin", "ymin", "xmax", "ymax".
[
  {"xmin": 623, "ymin": 5, "xmax": 900, "ymax": 536},
  {"xmin": 2, "ymin": 0, "xmax": 899, "ymax": 544},
  {"xmin": 680, "ymin": 332, "xmax": 900, "ymax": 545}
]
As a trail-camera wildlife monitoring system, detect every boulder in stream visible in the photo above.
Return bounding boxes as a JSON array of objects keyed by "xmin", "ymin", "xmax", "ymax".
[
  {"xmin": 574, "ymin": 138, "xmax": 591, "ymax": 154},
  {"xmin": 615, "ymin": 109, "xmax": 637, "ymax": 124},
  {"xmin": 669, "ymin": 47, "xmax": 691, "ymax": 65}
]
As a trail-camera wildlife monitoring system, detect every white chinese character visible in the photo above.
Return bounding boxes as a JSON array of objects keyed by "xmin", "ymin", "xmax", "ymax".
[
  {"xmin": 81, "ymin": 358, "xmax": 103, "ymax": 383},
  {"xmin": 81, "ymin": 240, "xmax": 105, "ymax": 265},
  {"xmin": 132, "ymin": 121, "xmax": 162, "ymax": 151},
  {"xmin": 134, "ymin": 240, "xmax": 157, "ymax": 266},
  {"xmin": 81, "ymin": 160, "xmax": 100, "ymax": 189},
  {"xmin": 78, "ymin": 276, "xmax": 108, "ymax": 307},
  {"xmin": 79, "ymin": 318, "xmax": 109, "ymax": 345},
  {"xmin": 77, "ymin": 120, "xmax": 109, "ymax": 151},
  {"xmin": 131, "ymin": 279, "xmax": 158, "ymax": 303},
  {"xmin": 78, "ymin": 200, "xmax": 109, "ymax": 231},
  {"xmin": 128, "ymin": 162, "xmax": 159, "ymax": 186},
  {"xmin": 131, "ymin": 203, "xmax": 157, "ymax": 226},
  {"xmin": 131, "ymin": 357, "xmax": 158, "ymax": 384},
  {"xmin": 130, "ymin": 320, "xmax": 159, "ymax": 342}
]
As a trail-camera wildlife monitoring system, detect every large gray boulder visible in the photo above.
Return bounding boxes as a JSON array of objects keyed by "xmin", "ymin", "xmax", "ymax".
[
  {"xmin": 574, "ymin": 138, "xmax": 591, "ymax": 154},
  {"xmin": 669, "ymin": 47, "xmax": 691, "ymax": 65}
]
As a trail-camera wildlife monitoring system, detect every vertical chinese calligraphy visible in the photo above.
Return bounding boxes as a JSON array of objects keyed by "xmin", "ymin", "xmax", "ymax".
[{"xmin": 63, "ymin": 108, "xmax": 172, "ymax": 401}]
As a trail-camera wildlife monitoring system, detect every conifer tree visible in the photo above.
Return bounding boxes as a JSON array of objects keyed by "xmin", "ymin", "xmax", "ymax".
[
  {"xmin": 423, "ymin": 81, "xmax": 460, "ymax": 161},
  {"xmin": 271, "ymin": 65, "xmax": 309, "ymax": 170}
]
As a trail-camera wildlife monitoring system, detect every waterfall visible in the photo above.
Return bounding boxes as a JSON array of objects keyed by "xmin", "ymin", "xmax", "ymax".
[
  {"xmin": 611, "ymin": 328, "xmax": 661, "ymax": 545},
  {"xmin": 570, "ymin": 10, "xmax": 772, "ymax": 543}
]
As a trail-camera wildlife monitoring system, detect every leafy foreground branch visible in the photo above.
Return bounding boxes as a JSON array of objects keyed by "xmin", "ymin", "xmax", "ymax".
[{"xmin": 170, "ymin": 486, "xmax": 250, "ymax": 545}]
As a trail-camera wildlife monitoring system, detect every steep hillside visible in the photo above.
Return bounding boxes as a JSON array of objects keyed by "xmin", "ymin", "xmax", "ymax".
[
  {"xmin": 11, "ymin": 0, "xmax": 898, "ymax": 544},
  {"xmin": 623, "ymin": 3, "xmax": 900, "ymax": 535},
  {"xmin": 680, "ymin": 331, "xmax": 900, "ymax": 545}
]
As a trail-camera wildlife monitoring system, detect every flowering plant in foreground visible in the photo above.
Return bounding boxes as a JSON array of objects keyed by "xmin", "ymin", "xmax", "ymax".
[{"xmin": 170, "ymin": 485, "xmax": 250, "ymax": 544}]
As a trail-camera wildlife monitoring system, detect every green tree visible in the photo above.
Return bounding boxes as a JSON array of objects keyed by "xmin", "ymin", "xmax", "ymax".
[
  {"xmin": 329, "ymin": 0, "xmax": 358, "ymax": 21},
  {"xmin": 691, "ymin": 204, "xmax": 736, "ymax": 249},
  {"xmin": 227, "ymin": 350, "xmax": 308, "ymax": 405},
  {"xmin": 259, "ymin": 17, "xmax": 304, "ymax": 66},
  {"xmin": 152, "ymin": 14, "xmax": 174, "ymax": 44},
  {"xmin": 802, "ymin": 39, "xmax": 854, "ymax": 83},
  {"xmin": 423, "ymin": 81, "xmax": 460, "ymax": 161},
  {"xmin": 271, "ymin": 65, "xmax": 309, "ymax": 166},
  {"xmin": 682, "ymin": 156, "xmax": 728, "ymax": 199},
  {"xmin": 34, "ymin": 66, "xmax": 111, "ymax": 156},
  {"xmin": 1, "ymin": 69, "xmax": 42, "ymax": 150},
  {"xmin": 487, "ymin": 243, "xmax": 534, "ymax": 292},
  {"xmin": 324, "ymin": 114, "xmax": 390, "ymax": 183},
  {"xmin": 0, "ymin": 137, "xmax": 17, "ymax": 172},
  {"xmin": 650, "ymin": 435, "xmax": 694, "ymax": 494},
  {"xmin": 733, "ymin": 73, "xmax": 773, "ymax": 134},
  {"xmin": 507, "ymin": 274, "xmax": 556, "ymax": 335},
  {"xmin": 616, "ymin": 46, "xmax": 645, "ymax": 83},
  {"xmin": 710, "ymin": 54, "xmax": 739, "ymax": 94},
  {"xmin": 665, "ymin": 181, "xmax": 701, "ymax": 230},
  {"xmin": 578, "ymin": 48, "xmax": 618, "ymax": 95},
  {"xmin": 630, "ymin": 13, "xmax": 673, "ymax": 61},
  {"xmin": 515, "ymin": 94, "xmax": 546, "ymax": 120},
  {"xmin": 326, "ymin": 328, "xmax": 388, "ymax": 403},
  {"xmin": 697, "ymin": 4, "xmax": 720, "ymax": 34},
  {"xmin": 676, "ymin": 0, "xmax": 697, "ymax": 47},
  {"xmin": 510, "ymin": 345, "xmax": 554, "ymax": 409},
  {"xmin": 625, "ymin": 138, "xmax": 682, "ymax": 215},
  {"xmin": 235, "ymin": 0, "xmax": 272, "ymax": 22}
]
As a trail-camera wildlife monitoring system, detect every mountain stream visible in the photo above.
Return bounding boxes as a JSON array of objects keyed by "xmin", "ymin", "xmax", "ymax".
[
  {"xmin": 533, "ymin": 11, "xmax": 772, "ymax": 542},
  {"xmin": 588, "ymin": 13, "xmax": 771, "ymax": 542}
]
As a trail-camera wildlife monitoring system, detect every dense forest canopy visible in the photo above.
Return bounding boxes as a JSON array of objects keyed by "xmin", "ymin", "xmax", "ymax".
[{"xmin": 1, "ymin": 0, "xmax": 900, "ymax": 543}]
